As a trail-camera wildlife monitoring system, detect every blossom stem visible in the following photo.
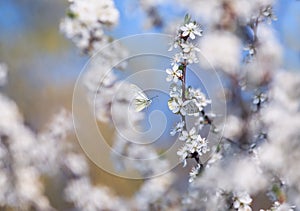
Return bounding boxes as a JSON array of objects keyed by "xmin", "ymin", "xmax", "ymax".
[{"xmin": 181, "ymin": 59, "xmax": 187, "ymax": 130}]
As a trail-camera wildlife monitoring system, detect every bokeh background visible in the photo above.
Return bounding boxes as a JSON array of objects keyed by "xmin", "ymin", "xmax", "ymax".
[{"xmin": 0, "ymin": 0, "xmax": 299, "ymax": 203}]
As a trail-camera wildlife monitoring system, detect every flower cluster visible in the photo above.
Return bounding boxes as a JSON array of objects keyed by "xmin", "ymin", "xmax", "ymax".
[
  {"xmin": 0, "ymin": 94, "xmax": 52, "ymax": 210},
  {"xmin": 177, "ymin": 128, "xmax": 209, "ymax": 167},
  {"xmin": 188, "ymin": 164, "xmax": 201, "ymax": 183},
  {"xmin": 260, "ymin": 5, "xmax": 277, "ymax": 24},
  {"xmin": 166, "ymin": 15, "xmax": 211, "ymax": 182},
  {"xmin": 169, "ymin": 1, "xmax": 299, "ymax": 211},
  {"xmin": 60, "ymin": 0, "xmax": 119, "ymax": 54},
  {"xmin": 260, "ymin": 201, "xmax": 295, "ymax": 211},
  {"xmin": 233, "ymin": 192, "xmax": 253, "ymax": 211},
  {"xmin": 59, "ymin": 2, "xmax": 178, "ymax": 207},
  {"xmin": 176, "ymin": 0, "xmax": 277, "ymax": 26}
]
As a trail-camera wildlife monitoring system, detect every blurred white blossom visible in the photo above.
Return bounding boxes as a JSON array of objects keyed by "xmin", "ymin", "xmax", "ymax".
[
  {"xmin": 199, "ymin": 31, "xmax": 241, "ymax": 75},
  {"xmin": 0, "ymin": 94, "xmax": 52, "ymax": 210},
  {"xmin": 60, "ymin": 0, "xmax": 119, "ymax": 54}
]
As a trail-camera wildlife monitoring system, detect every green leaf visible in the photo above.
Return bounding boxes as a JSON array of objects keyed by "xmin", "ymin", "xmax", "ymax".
[
  {"xmin": 178, "ymin": 64, "xmax": 184, "ymax": 70},
  {"xmin": 186, "ymin": 86, "xmax": 192, "ymax": 97},
  {"xmin": 271, "ymin": 184, "xmax": 282, "ymax": 197},
  {"xmin": 216, "ymin": 144, "xmax": 221, "ymax": 152},
  {"xmin": 67, "ymin": 10, "xmax": 77, "ymax": 19},
  {"xmin": 184, "ymin": 14, "xmax": 191, "ymax": 24}
]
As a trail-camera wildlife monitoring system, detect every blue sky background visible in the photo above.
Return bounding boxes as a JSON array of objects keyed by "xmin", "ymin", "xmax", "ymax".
[{"xmin": 0, "ymin": 0, "xmax": 299, "ymax": 82}]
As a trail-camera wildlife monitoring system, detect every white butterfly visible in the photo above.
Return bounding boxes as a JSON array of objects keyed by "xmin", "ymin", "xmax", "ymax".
[{"xmin": 130, "ymin": 84, "xmax": 153, "ymax": 112}]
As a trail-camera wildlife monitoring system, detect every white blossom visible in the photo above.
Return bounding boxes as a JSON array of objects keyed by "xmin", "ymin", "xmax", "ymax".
[
  {"xmin": 180, "ymin": 22, "xmax": 202, "ymax": 39},
  {"xmin": 181, "ymin": 42, "xmax": 199, "ymax": 53},
  {"xmin": 168, "ymin": 98, "xmax": 189, "ymax": 116},
  {"xmin": 166, "ymin": 64, "xmax": 182, "ymax": 82},
  {"xmin": 183, "ymin": 50, "xmax": 199, "ymax": 64},
  {"xmin": 261, "ymin": 5, "xmax": 277, "ymax": 24},
  {"xmin": 189, "ymin": 164, "xmax": 201, "ymax": 183},
  {"xmin": 179, "ymin": 127, "xmax": 197, "ymax": 142},
  {"xmin": 170, "ymin": 121, "xmax": 185, "ymax": 136},
  {"xmin": 187, "ymin": 87, "xmax": 211, "ymax": 109},
  {"xmin": 177, "ymin": 145, "xmax": 188, "ymax": 167},
  {"xmin": 171, "ymin": 53, "xmax": 184, "ymax": 66},
  {"xmin": 233, "ymin": 192, "xmax": 253, "ymax": 211},
  {"xmin": 186, "ymin": 135, "xmax": 209, "ymax": 156}
]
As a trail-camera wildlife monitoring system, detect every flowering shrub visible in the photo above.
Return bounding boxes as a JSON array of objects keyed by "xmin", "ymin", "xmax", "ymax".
[
  {"xmin": 0, "ymin": 0, "xmax": 300, "ymax": 210},
  {"xmin": 166, "ymin": 15, "xmax": 210, "ymax": 176}
]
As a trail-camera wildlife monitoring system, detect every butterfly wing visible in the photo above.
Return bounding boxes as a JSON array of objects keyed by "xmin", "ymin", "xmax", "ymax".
[
  {"xmin": 134, "ymin": 97, "xmax": 150, "ymax": 112},
  {"xmin": 130, "ymin": 84, "xmax": 151, "ymax": 112}
]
